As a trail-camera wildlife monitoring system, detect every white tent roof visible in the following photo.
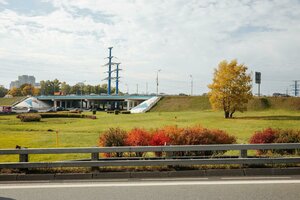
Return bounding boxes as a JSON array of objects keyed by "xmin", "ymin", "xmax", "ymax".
[{"xmin": 14, "ymin": 97, "xmax": 51, "ymax": 109}]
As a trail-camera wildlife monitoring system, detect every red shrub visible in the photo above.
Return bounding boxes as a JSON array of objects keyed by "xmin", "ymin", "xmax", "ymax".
[
  {"xmin": 98, "ymin": 128, "xmax": 127, "ymax": 157},
  {"xmin": 149, "ymin": 129, "xmax": 171, "ymax": 146},
  {"xmin": 249, "ymin": 128, "xmax": 300, "ymax": 155},
  {"xmin": 125, "ymin": 128, "xmax": 151, "ymax": 146},
  {"xmin": 162, "ymin": 126, "xmax": 184, "ymax": 145},
  {"xmin": 249, "ymin": 128, "xmax": 277, "ymax": 144}
]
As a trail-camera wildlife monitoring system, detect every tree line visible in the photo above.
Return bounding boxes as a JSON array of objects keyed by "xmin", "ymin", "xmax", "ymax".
[{"xmin": 0, "ymin": 79, "xmax": 115, "ymax": 97}]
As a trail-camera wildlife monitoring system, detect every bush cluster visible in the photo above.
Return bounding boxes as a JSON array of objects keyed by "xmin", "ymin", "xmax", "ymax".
[
  {"xmin": 98, "ymin": 125, "xmax": 236, "ymax": 157},
  {"xmin": 17, "ymin": 114, "xmax": 41, "ymax": 122},
  {"xmin": 17, "ymin": 113, "xmax": 96, "ymax": 120},
  {"xmin": 40, "ymin": 113, "xmax": 96, "ymax": 119},
  {"xmin": 249, "ymin": 128, "xmax": 300, "ymax": 154}
]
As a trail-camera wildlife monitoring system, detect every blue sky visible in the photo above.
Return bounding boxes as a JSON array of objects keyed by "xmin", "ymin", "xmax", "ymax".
[{"xmin": 0, "ymin": 0, "xmax": 300, "ymax": 95}]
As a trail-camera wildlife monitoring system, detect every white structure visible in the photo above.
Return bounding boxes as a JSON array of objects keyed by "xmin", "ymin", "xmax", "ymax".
[
  {"xmin": 130, "ymin": 96, "xmax": 161, "ymax": 113},
  {"xmin": 13, "ymin": 97, "xmax": 51, "ymax": 112}
]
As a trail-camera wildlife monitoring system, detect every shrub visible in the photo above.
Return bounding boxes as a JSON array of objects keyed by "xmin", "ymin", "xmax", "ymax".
[
  {"xmin": 84, "ymin": 115, "xmax": 97, "ymax": 119},
  {"xmin": 18, "ymin": 114, "xmax": 41, "ymax": 122},
  {"xmin": 40, "ymin": 113, "xmax": 84, "ymax": 118},
  {"xmin": 99, "ymin": 128, "xmax": 127, "ymax": 157},
  {"xmin": 173, "ymin": 126, "xmax": 236, "ymax": 156},
  {"xmin": 249, "ymin": 128, "xmax": 277, "ymax": 144},
  {"xmin": 149, "ymin": 129, "xmax": 171, "ymax": 157},
  {"xmin": 125, "ymin": 128, "xmax": 151, "ymax": 157},
  {"xmin": 162, "ymin": 126, "xmax": 184, "ymax": 145},
  {"xmin": 121, "ymin": 111, "xmax": 131, "ymax": 114},
  {"xmin": 126, "ymin": 128, "xmax": 150, "ymax": 146},
  {"xmin": 249, "ymin": 128, "xmax": 300, "ymax": 155},
  {"xmin": 150, "ymin": 129, "xmax": 171, "ymax": 146}
]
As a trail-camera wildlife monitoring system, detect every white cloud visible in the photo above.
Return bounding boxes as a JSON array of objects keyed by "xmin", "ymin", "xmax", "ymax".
[{"xmin": 0, "ymin": 0, "xmax": 300, "ymax": 95}]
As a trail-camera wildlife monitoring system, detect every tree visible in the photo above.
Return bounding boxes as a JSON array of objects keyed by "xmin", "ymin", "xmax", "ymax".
[
  {"xmin": 0, "ymin": 86, "xmax": 8, "ymax": 97},
  {"xmin": 8, "ymin": 87, "xmax": 22, "ymax": 97},
  {"xmin": 61, "ymin": 82, "xmax": 71, "ymax": 95},
  {"xmin": 21, "ymin": 84, "xmax": 35, "ymax": 96},
  {"xmin": 208, "ymin": 59, "xmax": 252, "ymax": 118}
]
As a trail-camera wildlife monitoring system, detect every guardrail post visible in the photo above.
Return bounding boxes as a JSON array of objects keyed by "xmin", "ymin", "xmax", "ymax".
[
  {"xmin": 91, "ymin": 152, "xmax": 100, "ymax": 172},
  {"xmin": 240, "ymin": 149, "xmax": 247, "ymax": 168},
  {"xmin": 18, "ymin": 146, "xmax": 29, "ymax": 163},
  {"xmin": 240, "ymin": 149, "xmax": 247, "ymax": 158},
  {"xmin": 18, "ymin": 147, "xmax": 29, "ymax": 172}
]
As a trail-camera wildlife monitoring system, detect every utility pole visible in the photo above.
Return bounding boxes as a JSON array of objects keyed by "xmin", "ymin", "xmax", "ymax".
[
  {"xmin": 125, "ymin": 83, "xmax": 129, "ymax": 94},
  {"xmin": 146, "ymin": 82, "xmax": 148, "ymax": 95},
  {"xmin": 136, "ymin": 84, "xmax": 139, "ymax": 95},
  {"xmin": 189, "ymin": 75, "xmax": 193, "ymax": 96},
  {"xmin": 156, "ymin": 69, "xmax": 161, "ymax": 96}
]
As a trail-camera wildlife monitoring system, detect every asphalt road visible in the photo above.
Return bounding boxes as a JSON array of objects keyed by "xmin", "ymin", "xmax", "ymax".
[{"xmin": 1, "ymin": 176, "xmax": 300, "ymax": 200}]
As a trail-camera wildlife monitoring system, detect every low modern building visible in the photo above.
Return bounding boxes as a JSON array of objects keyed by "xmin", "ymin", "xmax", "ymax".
[{"xmin": 37, "ymin": 95, "xmax": 155, "ymax": 111}]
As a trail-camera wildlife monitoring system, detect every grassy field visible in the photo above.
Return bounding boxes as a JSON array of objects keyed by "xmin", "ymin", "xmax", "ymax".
[
  {"xmin": 152, "ymin": 96, "xmax": 300, "ymax": 112},
  {"xmin": 1, "ymin": 109, "xmax": 300, "ymax": 162},
  {"xmin": 0, "ymin": 96, "xmax": 26, "ymax": 106}
]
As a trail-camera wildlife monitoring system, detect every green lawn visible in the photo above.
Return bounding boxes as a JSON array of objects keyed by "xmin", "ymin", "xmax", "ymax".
[{"xmin": 1, "ymin": 110, "xmax": 300, "ymax": 162}]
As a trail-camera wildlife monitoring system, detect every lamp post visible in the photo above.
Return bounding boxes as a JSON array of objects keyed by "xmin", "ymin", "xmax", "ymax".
[
  {"xmin": 189, "ymin": 75, "xmax": 193, "ymax": 96},
  {"xmin": 156, "ymin": 69, "xmax": 161, "ymax": 96},
  {"xmin": 125, "ymin": 83, "xmax": 129, "ymax": 94}
]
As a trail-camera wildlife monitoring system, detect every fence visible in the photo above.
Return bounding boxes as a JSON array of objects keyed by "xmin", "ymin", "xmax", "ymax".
[{"xmin": 0, "ymin": 143, "xmax": 299, "ymax": 169}]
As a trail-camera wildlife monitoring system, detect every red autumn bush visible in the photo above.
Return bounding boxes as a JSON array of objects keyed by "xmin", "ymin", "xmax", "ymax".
[
  {"xmin": 249, "ymin": 128, "xmax": 300, "ymax": 155},
  {"xmin": 149, "ymin": 129, "xmax": 171, "ymax": 146},
  {"xmin": 249, "ymin": 128, "xmax": 276, "ymax": 144},
  {"xmin": 172, "ymin": 126, "xmax": 236, "ymax": 156},
  {"xmin": 125, "ymin": 128, "xmax": 151, "ymax": 146},
  {"xmin": 98, "ymin": 128, "xmax": 127, "ymax": 157},
  {"xmin": 125, "ymin": 128, "xmax": 151, "ymax": 157}
]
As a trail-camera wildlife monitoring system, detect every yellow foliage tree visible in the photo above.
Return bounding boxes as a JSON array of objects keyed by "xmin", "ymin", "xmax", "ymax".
[
  {"xmin": 8, "ymin": 87, "xmax": 22, "ymax": 97},
  {"xmin": 21, "ymin": 84, "xmax": 35, "ymax": 96},
  {"xmin": 208, "ymin": 59, "xmax": 252, "ymax": 118}
]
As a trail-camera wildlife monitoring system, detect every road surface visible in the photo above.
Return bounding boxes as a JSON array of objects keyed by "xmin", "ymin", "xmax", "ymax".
[{"xmin": 1, "ymin": 176, "xmax": 300, "ymax": 200}]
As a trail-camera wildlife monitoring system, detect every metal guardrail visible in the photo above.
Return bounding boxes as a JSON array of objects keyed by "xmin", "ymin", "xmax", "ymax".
[{"xmin": 0, "ymin": 143, "xmax": 299, "ymax": 169}]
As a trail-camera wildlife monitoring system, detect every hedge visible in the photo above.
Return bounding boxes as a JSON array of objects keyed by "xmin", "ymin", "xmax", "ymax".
[
  {"xmin": 17, "ymin": 114, "xmax": 41, "ymax": 122},
  {"xmin": 250, "ymin": 128, "xmax": 300, "ymax": 155},
  {"xmin": 98, "ymin": 125, "xmax": 237, "ymax": 157}
]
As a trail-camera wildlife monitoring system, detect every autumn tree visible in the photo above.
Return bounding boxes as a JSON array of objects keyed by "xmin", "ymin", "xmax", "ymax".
[
  {"xmin": 8, "ymin": 87, "xmax": 22, "ymax": 97},
  {"xmin": 20, "ymin": 84, "xmax": 35, "ymax": 96},
  {"xmin": 208, "ymin": 59, "xmax": 252, "ymax": 118}
]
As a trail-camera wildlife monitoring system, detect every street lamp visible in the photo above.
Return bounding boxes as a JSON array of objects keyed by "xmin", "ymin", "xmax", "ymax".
[
  {"xmin": 189, "ymin": 75, "xmax": 193, "ymax": 96},
  {"xmin": 125, "ymin": 83, "xmax": 129, "ymax": 94},
  {"xmin": 156, "ymin": 69, "xmax": 161, "ymax": 96}
]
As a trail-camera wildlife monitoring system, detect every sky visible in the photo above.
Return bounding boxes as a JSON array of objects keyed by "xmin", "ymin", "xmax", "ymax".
[{"xmin": 0, "ymin": 0, "xmax": 300, "ymax": 95}]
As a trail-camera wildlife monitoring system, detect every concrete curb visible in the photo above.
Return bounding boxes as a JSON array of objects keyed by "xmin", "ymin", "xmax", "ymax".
[{"xmin": 0, "ymin": 168, "xmax": 299, "ymax": 181}]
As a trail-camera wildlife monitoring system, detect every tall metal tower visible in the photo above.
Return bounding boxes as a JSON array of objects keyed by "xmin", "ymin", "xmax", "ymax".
[
  {"xmin": 102, "ymin": 47, "xmax": 121, "ymax": 96},
  {"xmin": 291, "ymin": 80, "xmax": 300, "ymax": 96},
  {"xmin": 114, "ymin": 63, "xmax": 121, "ymax": 95}
]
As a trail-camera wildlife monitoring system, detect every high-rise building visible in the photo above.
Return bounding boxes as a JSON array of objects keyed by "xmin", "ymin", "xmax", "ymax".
[{"xmin": 10, "ymin": 75, "xmax": 36, "ymax": 89}]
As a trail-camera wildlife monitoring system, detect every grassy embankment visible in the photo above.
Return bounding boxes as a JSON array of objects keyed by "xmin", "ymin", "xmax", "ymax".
[{"xmin": 0, "ymin": 96, "xmax": 299, "ymax": 162}]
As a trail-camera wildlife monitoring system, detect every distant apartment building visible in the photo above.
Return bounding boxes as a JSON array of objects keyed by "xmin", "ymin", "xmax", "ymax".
[{"xmin": 10, "ymin": 75, "xmax": 37, "ymax": 89}]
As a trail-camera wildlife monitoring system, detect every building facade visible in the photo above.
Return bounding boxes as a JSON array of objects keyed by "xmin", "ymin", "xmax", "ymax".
[{"xmin": 10, "ymin": 75, "xmax": 36, "ymax": 89}]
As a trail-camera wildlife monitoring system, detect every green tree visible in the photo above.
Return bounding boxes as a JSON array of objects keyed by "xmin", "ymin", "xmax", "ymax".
[
  {"xmin": 208, "ymin": 59, "xmax": 252, "ymax": 118},
  {"xmin": 61, "ymin": 82, "xmax": 71, "ymax": 95},
  {"xmin": 52, "ymin": 79, "xmax": 61, "ymax": 94},
  {"xmin": 0, "ymin": 86, "xmax": 8, "ymax": 97}
]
